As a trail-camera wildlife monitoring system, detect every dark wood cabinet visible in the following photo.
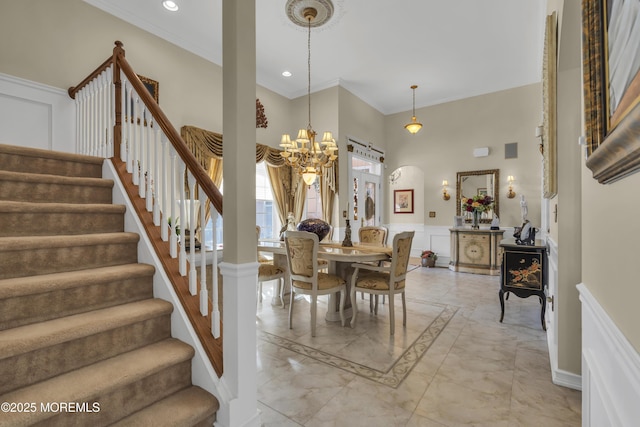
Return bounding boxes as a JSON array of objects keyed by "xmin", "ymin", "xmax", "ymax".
[{"xmin": 499, "ymin": 238, "xmax": 548, "ymax": 330}]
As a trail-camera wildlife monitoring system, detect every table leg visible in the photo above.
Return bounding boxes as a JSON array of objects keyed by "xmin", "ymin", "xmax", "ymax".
[
  {"xmin": 326, "ymin": 260, "xmax": 354, "ymax": 322},
  {"xmin": 499, "ymin": 289, "xmax": 506, "ymax": 323}
]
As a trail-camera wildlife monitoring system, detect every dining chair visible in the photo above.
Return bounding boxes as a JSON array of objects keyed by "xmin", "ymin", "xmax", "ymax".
[
  {"xmin": 358, "ymin": 225, "xmax": 389, "ymax": 310},
  {"xmin": 317, "ymin": 225, "xmax": 333, "ymax": 272},
  {"xmin": 358, "ymin": 226, "xmax": 388, "ymax": 246},
  {"xmin": 284, "ymin": 230, "xmax": 346, "ymax": 336},
  {"xmin": 256, "ymin": 226, "xmax": 273, "ymax": 264},
  {"xmin": 257, "ymin": 226, "xmax": 285, "ymax": 308},
  {"xmin": 350, "ymin": 230, "xmax": 415, "ymax": 335}
]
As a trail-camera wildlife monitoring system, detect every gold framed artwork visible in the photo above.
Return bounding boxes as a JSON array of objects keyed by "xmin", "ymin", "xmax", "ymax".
[
  {"xmin": 138, "ymin": 75, "xmax": 159, "ymax": 103},
  {"xmin": 543, "ymin": 12, "xmax": 557, "ymax": 198},
  {"xmin": 394, "ymin": 189, "xmax": 414, "ymax": 214},
  {"xmin": 582, "ymin": 0, "xmax": 640, "ymax": 184}
]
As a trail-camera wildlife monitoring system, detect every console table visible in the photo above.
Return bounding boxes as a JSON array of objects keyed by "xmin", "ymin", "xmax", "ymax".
[
  {"xmin": 499, "ymin": 238, "xmax": 548, "ymax": 330},
  {"xmin": 449, "ymin": 228, "xmax": 504, "ymax": 275}
]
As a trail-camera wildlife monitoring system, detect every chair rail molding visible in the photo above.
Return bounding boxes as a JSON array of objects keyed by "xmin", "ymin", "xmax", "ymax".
[{"xmin": 578, "ymin": 283, "xmax": 640, "ymax": 427}]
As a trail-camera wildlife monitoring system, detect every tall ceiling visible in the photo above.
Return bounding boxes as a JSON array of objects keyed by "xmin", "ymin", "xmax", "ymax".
[{"xmin": 85, "ymin": 0, "xmax": 547, "ymax": 115}]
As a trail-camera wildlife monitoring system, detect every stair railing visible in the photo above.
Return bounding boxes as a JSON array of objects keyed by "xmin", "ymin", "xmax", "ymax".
[{"xmin": 68, "ymin": 41, "xmax": 224, "ymax": 375}]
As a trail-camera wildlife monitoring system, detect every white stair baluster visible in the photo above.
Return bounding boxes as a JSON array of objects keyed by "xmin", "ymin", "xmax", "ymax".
[
  {"xmin": 179, "ymin": 159, "xmax": 187, "ymax": 276},
  {"xmin": 153, "ymin": 128, "xmax": 162, "ymax": 226},
  {"xmin": 160, "ymin": 137, "xmax": 169, "ymax": 242},
  {"xmin": 210, "ymin": 207, "xmax": 220, "ymax": 338},
  {"xmin": 138, "ymin": 103, "xmax": 146, "ymax": 199},
  {"xmin": 188, "ymin": 172, "xmax": 197, "ymax": 295},
  {"xmin": 169, "ymin": 149, "xmax": 178, "ymax": 258},
  {"xmin": 199, "ymin": 189, "xmax": 208, "ymax": 316},
  {"xmin": 126, "ymin": 84, "xmax": 134, "ymax": 172}
]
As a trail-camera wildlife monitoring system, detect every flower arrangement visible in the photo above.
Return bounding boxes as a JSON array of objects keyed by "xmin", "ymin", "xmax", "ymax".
[
  {"xmin": 461, "ymin": 195, "xmax": 494, "ymax": 213},
  {"xmin": 421, "ymin": 250, "xmax": 438, "ymax": 260}
]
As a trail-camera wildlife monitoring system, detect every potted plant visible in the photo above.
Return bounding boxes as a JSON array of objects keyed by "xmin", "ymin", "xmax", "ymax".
[{"xmin": 421, "ymin": 250, "xmax": 438, "ymax": 268}]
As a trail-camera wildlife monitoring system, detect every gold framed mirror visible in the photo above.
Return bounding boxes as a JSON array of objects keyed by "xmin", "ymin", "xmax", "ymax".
[{"xmin": 456, "ymin": 169, "xmax": 500, "ymax": 223}]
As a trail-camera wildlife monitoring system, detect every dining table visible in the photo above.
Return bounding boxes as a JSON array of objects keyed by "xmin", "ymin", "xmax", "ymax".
[{"xmin": 257, "ymin": 240, "xmax": 392, "ymax": 321}]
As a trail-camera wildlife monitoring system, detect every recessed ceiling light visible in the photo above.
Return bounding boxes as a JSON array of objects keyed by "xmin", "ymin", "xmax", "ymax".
[
  {"xmin": 162, "ymin": 1, "xmax": 179, "ymax": 12},
  {"xmin": 282, "ymin": 71, "xmax": 292, "ymax": 77}
]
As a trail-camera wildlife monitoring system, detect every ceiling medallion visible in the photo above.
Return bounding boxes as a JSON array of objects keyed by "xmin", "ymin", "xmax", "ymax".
[{"xmin": 286, "ymin": 0, "xmax": 334, "ymax": 28}]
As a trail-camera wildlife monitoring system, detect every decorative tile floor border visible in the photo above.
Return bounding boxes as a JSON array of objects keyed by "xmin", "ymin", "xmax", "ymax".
[{"xmin": 258, "ymin": 304, "xmax": 458, "ymax": 388}]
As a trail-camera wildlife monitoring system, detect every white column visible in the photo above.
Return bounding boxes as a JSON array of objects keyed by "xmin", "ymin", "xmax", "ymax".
[{"xmin": 219, "ymin": 0, "xmax": 260, "ymax": 426}]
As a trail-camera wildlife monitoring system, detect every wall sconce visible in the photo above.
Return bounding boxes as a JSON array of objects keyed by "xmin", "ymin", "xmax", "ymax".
[
  {"xmin": 507, "ymin": 176, "xmax": 516, "ymax": 199},
  {"xmin": 442, "ymin": 180, "xmax": 450, "ymax": 201}
]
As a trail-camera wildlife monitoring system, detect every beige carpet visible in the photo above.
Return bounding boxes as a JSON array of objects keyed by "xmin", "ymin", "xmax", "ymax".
[{"xmin": 0, "ymin": 143, "xmax": 218, "ymax": 426}]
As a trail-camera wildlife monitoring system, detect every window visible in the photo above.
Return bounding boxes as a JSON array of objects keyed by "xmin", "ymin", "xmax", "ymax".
[
  {"xmin": 305, "ymin": 180, "xmax": 322, "ymax": 219},
  {"xmin": 256, "ymin": 162, "xmax": 281, "ymax": 239},
  {"xmin": 203, "ymin": 181, "xmax": 223, "ymax": 250}
]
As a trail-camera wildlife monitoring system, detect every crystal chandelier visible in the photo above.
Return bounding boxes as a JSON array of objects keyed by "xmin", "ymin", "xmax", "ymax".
[{"xmin": 280, "ymin": 2, "xmax": 338, "ymax": 186}]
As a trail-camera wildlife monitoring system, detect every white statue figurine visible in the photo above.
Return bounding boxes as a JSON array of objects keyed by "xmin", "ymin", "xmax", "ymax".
[
  {"xmin": 491, "ymin": 215, "xmax": 500, "ymax": 229},
  {"xmin": 520, "ymin": 195, "xmax": 528, "ymax": 223},
  {"xmin": 286, "ymin": 212, "xmax": 296, "ymax": 231}
]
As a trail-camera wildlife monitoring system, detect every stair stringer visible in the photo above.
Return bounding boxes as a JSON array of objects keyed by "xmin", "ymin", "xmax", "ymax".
[{"xmin": 103, "ymin": 159, "xmax": 233, "ymax": 426}]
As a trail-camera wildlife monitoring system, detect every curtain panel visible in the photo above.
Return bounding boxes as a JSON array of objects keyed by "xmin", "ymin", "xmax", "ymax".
[{"xmin": 180, "ymin": 125, "xmax": 335, "ymax": 232}]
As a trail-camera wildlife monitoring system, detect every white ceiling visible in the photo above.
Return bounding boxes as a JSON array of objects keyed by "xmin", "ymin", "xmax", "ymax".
[{"xmin": 85, "ymin": 0, "xmax": 547, "ymax": 115}]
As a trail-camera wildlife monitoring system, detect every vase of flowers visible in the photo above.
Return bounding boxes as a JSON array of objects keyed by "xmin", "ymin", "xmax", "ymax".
[
  {"xmin": 461, "ymin": 195, "xmax": 494, "ymax": 229},
  {"xmin": 421, "ymin": 250, "xmax": 438, "ymax": 267}
]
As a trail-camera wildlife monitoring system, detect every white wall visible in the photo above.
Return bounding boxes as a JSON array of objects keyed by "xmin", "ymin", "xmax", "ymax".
[
  {"xmin": 0, "ymin": 73, "xmax": 75, "ymax": 153},
  {"xmin": 383, "ymin": 84, "xmax": 543, "ymax": 230}
]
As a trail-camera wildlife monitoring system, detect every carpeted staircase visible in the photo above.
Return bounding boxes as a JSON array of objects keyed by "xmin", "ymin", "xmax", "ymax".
[{"xmin": 0, "ymin": 143, "xmax": 218, "ymax": 426}]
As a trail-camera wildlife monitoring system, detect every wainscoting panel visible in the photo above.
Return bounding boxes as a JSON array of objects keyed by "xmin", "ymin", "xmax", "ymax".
[
  {"xmin": 578, "ymin": 283, "xmax": 640, "ymax": 427},
  {"xmin": 0, "ymin": 73, "xmax": 75, "ymax": 153}
]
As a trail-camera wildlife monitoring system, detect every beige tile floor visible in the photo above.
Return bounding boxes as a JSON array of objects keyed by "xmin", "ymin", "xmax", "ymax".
[{"xmin": 255, "ymin": 266, "xmax": 581, "ymax": 426}]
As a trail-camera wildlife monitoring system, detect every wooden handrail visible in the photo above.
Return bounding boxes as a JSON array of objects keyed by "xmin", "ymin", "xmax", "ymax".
[
  {"xmin": 113, "ymin": 45, "xmax": 223, "ymax": 215},
  {"xmin": 67, "ymin": 41, "xmax": 225, "ymax": 376},
  {"xmin": 67, "ymin": 56, "xmax": 114, "ymax": 99},
  {"xmin": 68, "ymin": 41, "xmax": 223, "ymax": 215}
]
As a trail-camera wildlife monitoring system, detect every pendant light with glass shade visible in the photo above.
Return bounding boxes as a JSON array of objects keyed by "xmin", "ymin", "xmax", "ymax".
[
  {"xmin": 280, "ymin": 1, "xmax": 338, "ymax": 186},
  {"xmin": 404, "ymin": 84, "xmax": 423, "ymax": 134}
]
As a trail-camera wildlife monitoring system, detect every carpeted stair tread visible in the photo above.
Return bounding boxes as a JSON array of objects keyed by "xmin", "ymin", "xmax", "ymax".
[
  {"xmin": 0, "ymin": 264, "xmax": 155, "ymax": 330},
  {"xmin": 0, "ymin": 338, "xmax": 195, "ymax": 426},
  {"xmin": 0, "ymin": 232, "xmax": 139, "ymax": 251},
  {"xmin": 0, "ymin": 170, "xmax": 113, "ymax": 204},
  {"xmin": 0, "ymin": 263, "xmax": 154, "ymax": 300},
  {"xmin": 0, "ymin": 143, "xmax": 103, "ymax": 177},
  {"xmin": 0, "ymin": 200, "xmax": 125, "ymax": 214},
  {"xmin": 0, "ymin": 298, "xmax": 173, "ymax": 360},
  {"xmin": 0, "ymin": 169, "xmax": 113, "ymax": 188},
  {"xmin": 113, "ymin": 386, "xmax": 219, "ymax": 427},
  {"xmin": 0, "ymin": 232, "xmax": 140, "ymax": 280},
  {"xmin": 0, "ymin": 201, "xmax": 126, "ymax": 236},
  {"xmin": 0, "ymin": 299, "xmax": 173, "ymax": 395}
]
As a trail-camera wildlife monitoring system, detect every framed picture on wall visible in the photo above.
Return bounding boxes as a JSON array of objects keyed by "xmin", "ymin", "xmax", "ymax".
[
  {"xmin": 394, "ymin": 189, "xmax": 414, "ymax": 214},
  {"xmin": 582, "ymin": 0, "xmax": 640, "ymax": 183},
  {"xmin": 138, "ymin": 75, "xmax": 159, "ymax": 103}
]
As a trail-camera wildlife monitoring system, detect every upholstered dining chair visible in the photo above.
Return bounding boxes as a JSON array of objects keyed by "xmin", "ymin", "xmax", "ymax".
[
  {"xmin": 349, "ymin": 230, "xmax": 415, "ymax": 335},
  {"xmin": 256, "ymin": 226, "xmax": 285, "ymax": 308},
  {"xmin": 358, "ymin": 225, "xmax": 389, "ymax": 309},
  {"xmin": 256, "ymin": 226, "xmax": 272, "ymax": 264},
  {"xmin": 317, "ymin": 225, "xmax": 333, "ymax": 272},
  {"xmin": 358, "ymin": 226, "xmax": 388, "ymax": 246},
  {"xmin": 284, "ymin": 230, "xmax": 346, "ymax": 336}
]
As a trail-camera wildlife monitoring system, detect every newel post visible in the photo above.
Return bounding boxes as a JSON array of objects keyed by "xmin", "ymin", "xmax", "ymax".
[{"xmin": 112, "ymin": 41, "xmax": 125, "ymax": 160}]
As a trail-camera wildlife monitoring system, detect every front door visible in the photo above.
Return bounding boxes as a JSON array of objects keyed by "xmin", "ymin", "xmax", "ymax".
[{"xmin": 349, "ymin": 156, "xmax": 382, "ymax": 240}]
